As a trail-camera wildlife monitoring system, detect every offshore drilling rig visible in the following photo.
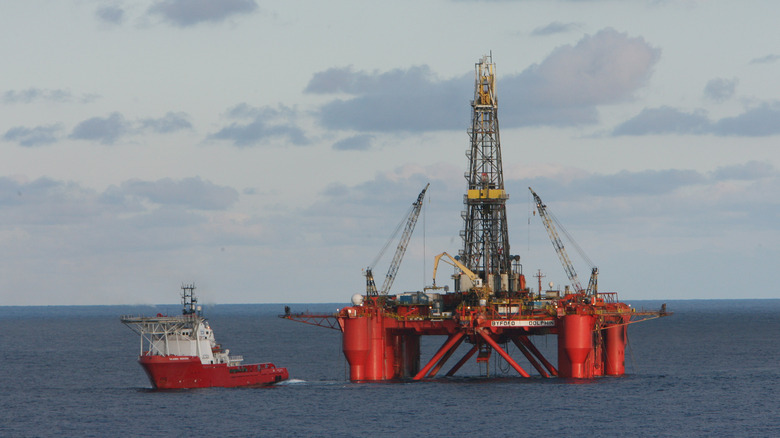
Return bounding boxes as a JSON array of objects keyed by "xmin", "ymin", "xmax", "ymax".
[{"xmin": 283, "ymin": 54, "xmax": 667, "ymax": 381}]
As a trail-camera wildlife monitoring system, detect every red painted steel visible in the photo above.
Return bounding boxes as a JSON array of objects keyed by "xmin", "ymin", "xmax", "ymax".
[
  {"xmin": 558, "ymin": 314, "xmax": 597, "ymax": 378},
  {"xmin": 413, "ymin": 332, "xmax": 466, "ymax": 380},
  {"xmin": 477, "ymin": 329, "xmax": 531, "ymax": 378},
  {"xmin": 604, "ymin": 323, "xmax": 627, "ymax": 376},
  {"xmin": 512, "ymin": 338, "xmax": 550, "ymax": 378},
  {"xmin": 325, "ymin": 292, "xmax": 661, "ymax": 382},
  {"xmin": 139, "ymin": 356, "xmax": 288, "ymax": 389},
  {"xmin": 427, "ymin": 335, "xmax": 466, "ymax": 378},
  {"xmin": 516, "ymin": 336, "xmax": 558, "ymax": 376},
  {"xmin": 446, "ymin": 344, "xmax": 479, "ymax": 377},
  {"xmin": 342, "ymin": 316, "xmax": 370, "ymax": 381}
]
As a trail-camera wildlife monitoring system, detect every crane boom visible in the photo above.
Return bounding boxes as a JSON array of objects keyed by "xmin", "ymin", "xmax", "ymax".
[
  {"xmin": 431, "ymin": 252, "xmax": 481, "ymax": 287},
  {"xmin": 367, "ymin": 184, "xmax": 429, "ymax": 296},
  {"xmin": 529, "ymin": 187, "xmax": 585, "ymax": 294}
]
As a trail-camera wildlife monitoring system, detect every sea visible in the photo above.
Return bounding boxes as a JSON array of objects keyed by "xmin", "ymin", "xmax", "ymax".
[{"xmin": 1, "ymin": 299, "xmax": 778, "ymax": 437}]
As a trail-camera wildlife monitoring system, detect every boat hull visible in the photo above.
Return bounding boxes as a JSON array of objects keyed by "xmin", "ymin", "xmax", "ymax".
[{"xmin": 139, "ymin": 355, "xmax": 289, "ymax": 389}]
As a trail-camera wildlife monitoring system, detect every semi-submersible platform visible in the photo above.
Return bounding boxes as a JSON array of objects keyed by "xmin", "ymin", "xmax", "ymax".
[{"xmin": 283, "ymin": 54, "xmax": 669, "ymax": 381}]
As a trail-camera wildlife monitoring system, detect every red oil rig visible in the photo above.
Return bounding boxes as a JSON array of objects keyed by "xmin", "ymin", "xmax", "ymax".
[{"xmin": 284, "ymin": 54, "xmax": 668, "ymax": 381}]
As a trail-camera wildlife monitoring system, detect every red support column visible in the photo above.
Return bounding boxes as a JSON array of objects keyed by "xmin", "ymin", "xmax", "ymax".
[
  {"xmin": 366, "ymin": 314, "xmax": 385, "ymax": 380},
  {"xmin": 558, "ymin": 314, "xmax": 596, "ymax": 379},
  {"xmin": 341, "ymin": 314, "xmax": 370, "ymax": 381},
  {"xmin": 604, "ymin": 323, "xmax": 627, "ymax": 376}
]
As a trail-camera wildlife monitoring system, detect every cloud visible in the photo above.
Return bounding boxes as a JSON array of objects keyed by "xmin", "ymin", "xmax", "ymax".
[
  {"xmin": 612, "ymin": 106, "xmax": 710, "ymax": 135},
  {"xmin": 332, "ymin": 134, "xmax": 374, "ymax": 151},
  {"xmin": 531, "ymin": 22, "xmax": 582, "ymax": 36},
  {"xmin": 307, "ymin": 66, "xmax": 469, "ymax": 132},
  {"xmin": 614, "ymin": 102, "xmax": 780, "ymax": 137},
  {"xmin": 0, "ymin": 175, "xmax": 249, "ymax": 304},
  {"xmin": 103, "ymin": 177, "xmax": 239, "ymax": 210},
  {"xmin": 139, "ymin": 112, "xmax": 193, "ymax": 133},
  {"xmin": 148, "ymin": 0, "xmax": 258, "ymax": 27},
  {"xmin": 0, "ymin": 177, "xmax": 108, "ymax": 225},
  {"xmin": 209, "ymin": 104, "xmax": 309, "ymax": 147},
  {"xmin": 501, "ymin": 28, "xmax": 660, "ymax": 126},
  {"xmin": 69, "ymin": 112, "xmax": 130, "ymax": 144},
  {"xmin": 711, "ymin": 161, "xmax": 776, "ymax": 181},
  {"xmin": 704, "ymin": 77, "xmax": 737, "ymax": 102},
  {"xmin": 514, "ymin": 168, "xmax": 706, "ymax": 203},
  {"xmin": 307, "ymin": 28, "xmax": 659, "ymax": 133},
  {"xmin": 749, "ymin": 54, "xmax": 780, "ymax": 64},
  {"xmin": 96, "ymin": 5, "xmax": 125, "ymax": 24},
  {"xmin": 3, "ymin": 124, "xmax": 62, "ymax": 147},
  {"xmin": 68, "ymin": 111, "xmax": 193, "ymax": 145},
  {"xmin": 507, "ymin": 161, "xmax": 780, "ymax": 241},
  {"xmin": 711, "ymin": 103, "xmax": 780, "ymax": 137},
  {"xmin": 1, "ymin": 88, "xmax": 95, "ymax": 104}
]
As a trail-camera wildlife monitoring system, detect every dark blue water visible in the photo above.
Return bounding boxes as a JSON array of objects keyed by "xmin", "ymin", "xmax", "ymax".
[{"xmin": 1, "ymin": 300, "xmax": 778, "ymax": 437}]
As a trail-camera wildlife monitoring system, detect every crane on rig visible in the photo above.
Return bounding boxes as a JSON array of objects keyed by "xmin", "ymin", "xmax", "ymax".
[
  {"xmin": 430, "ymin": 251, "xmax": 491, "ymax": 299},
  {"xmin": 529, "ymin": 187, "xmax": 598, "ymax": 296},
  {"xmin": 365, "ymin": 184, "xmax": 430, "ymax": 296}
]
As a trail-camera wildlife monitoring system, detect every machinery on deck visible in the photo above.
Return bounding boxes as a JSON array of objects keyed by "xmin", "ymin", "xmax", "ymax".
[{"xmin": 282, "ymin": 54, "xmax": 668, "ymax": 382}]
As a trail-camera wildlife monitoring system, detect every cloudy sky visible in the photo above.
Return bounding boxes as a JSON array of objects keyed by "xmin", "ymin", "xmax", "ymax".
[{"xmin": 2, "ymin": 0, "xmax": 778, "ymax": 305}]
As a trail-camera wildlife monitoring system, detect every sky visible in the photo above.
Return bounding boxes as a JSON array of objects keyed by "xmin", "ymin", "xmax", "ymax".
[{"xmin": 2, "ymin": 0, "xmax": 779, "ymax": 306}]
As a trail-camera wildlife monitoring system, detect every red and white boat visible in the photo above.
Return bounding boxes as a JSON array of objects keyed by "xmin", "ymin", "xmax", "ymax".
[{"xmin": 121, "ymin": 284, "xmax": 288, "ymax": 389}]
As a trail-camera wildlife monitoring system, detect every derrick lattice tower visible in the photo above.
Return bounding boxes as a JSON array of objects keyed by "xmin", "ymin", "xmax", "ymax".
[{"xmin": 459, "ymin": 54, "xmax": 513, "ymax": 294}]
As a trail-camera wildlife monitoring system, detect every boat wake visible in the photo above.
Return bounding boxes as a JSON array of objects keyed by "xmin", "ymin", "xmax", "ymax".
[{"xmin": 276, "ymin": 378, "xmax": 307, "ymax": 385}]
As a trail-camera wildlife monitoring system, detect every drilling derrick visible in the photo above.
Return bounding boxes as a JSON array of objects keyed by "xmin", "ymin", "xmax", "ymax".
[{"xmin": 460, "ymin": 54, "xmax": 514, "ymax": 295}]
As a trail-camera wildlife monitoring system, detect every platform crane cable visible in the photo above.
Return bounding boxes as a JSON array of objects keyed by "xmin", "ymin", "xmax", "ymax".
[
  {"xmin": 529, "ymin": 187, "xmax": 598, "ymax": 296},
  {"xmin": 366, "ymin": 184, "xmax": 430, "ymax": 296}
]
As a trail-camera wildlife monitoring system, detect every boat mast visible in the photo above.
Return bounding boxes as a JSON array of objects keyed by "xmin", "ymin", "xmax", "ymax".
[{"xmin": 181, "ymin": 283, "xmax": 199, "ymax": 316}]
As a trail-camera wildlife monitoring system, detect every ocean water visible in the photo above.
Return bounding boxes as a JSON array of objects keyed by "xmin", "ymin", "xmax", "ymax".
[{"xmin": 1, "ymin": 299, "xmax": 778, "ymax": 437}]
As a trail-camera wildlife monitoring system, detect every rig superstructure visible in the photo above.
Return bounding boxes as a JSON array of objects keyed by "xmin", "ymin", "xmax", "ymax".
[{"xmin": 283, "ymin": 55, "xmax": 668, "ymax": 381}]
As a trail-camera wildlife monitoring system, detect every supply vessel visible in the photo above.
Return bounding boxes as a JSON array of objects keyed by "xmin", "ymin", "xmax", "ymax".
[
  {"xmin": 282, "ymin": 54, "xmax": 670, "ymax": 381},
  {"xmin": 121, "ymin": 284, "xmax": 288, "ymax": 389}
]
